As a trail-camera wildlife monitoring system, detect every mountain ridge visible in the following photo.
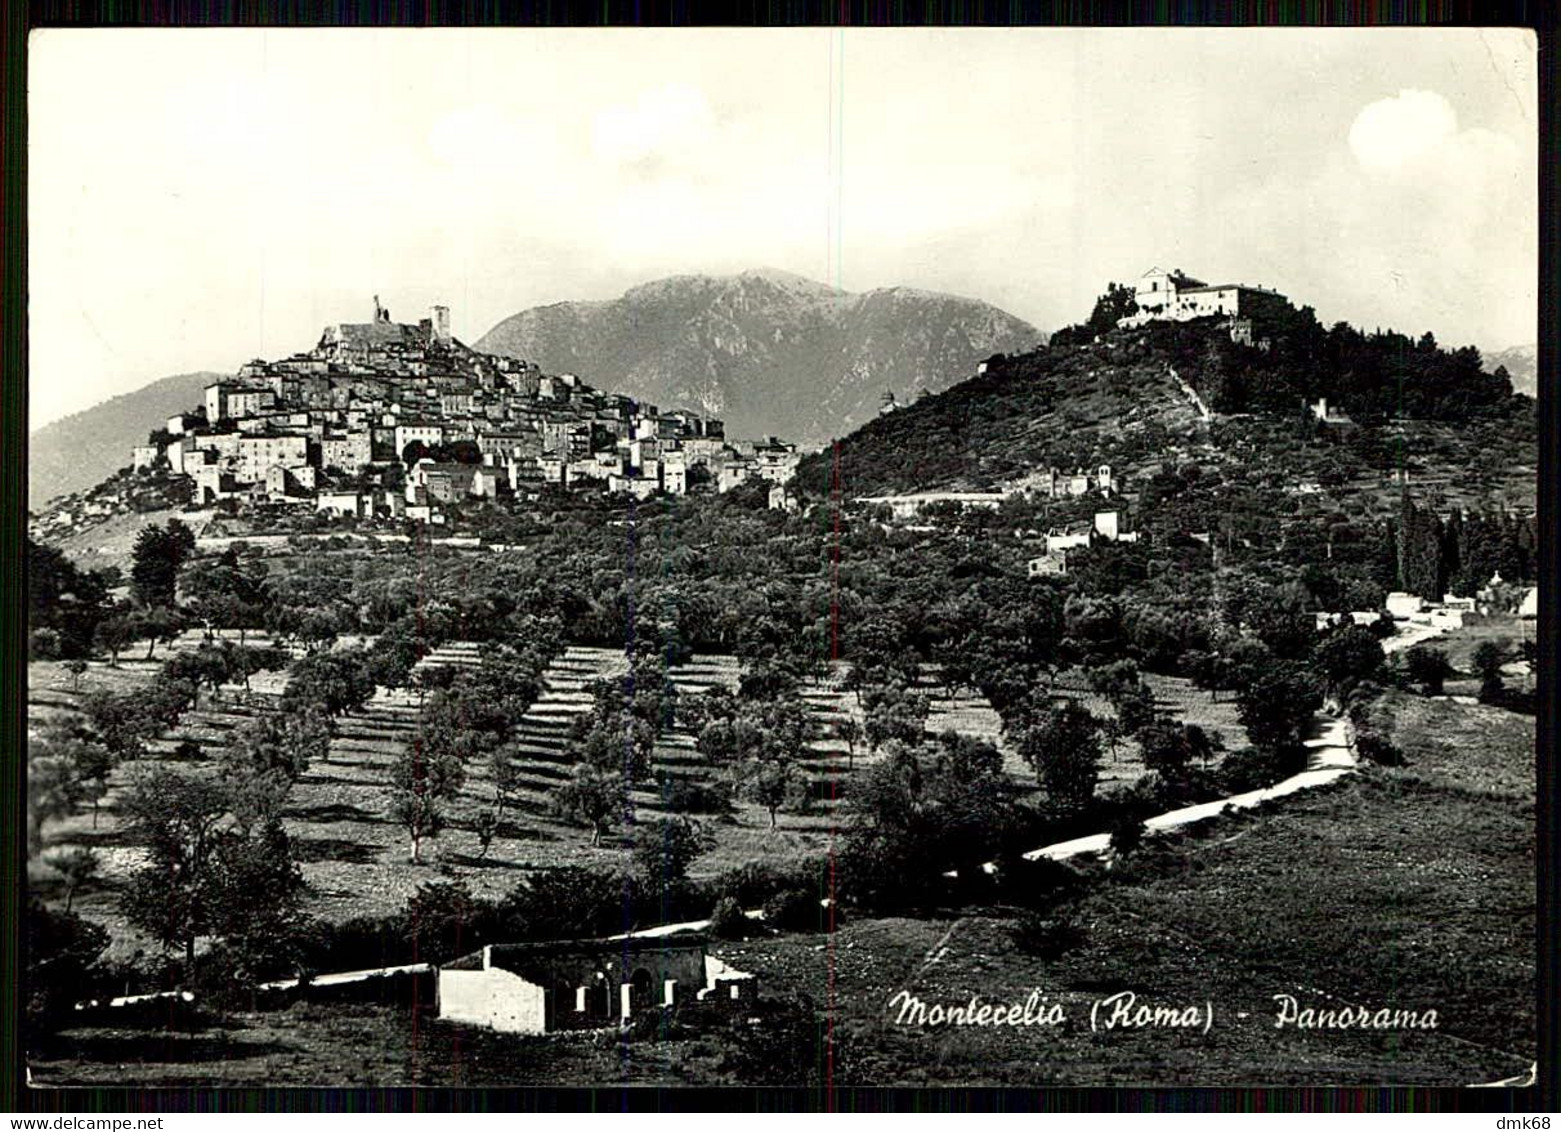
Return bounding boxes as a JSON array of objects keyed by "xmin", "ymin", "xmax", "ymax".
[{"xmin": 475, "ymin": 270, "xmax": 1043, "ymax": 443}]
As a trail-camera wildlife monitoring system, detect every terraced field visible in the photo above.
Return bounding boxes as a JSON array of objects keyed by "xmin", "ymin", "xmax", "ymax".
[
  {"xmin": 29, "ymin": 640, "xmax": 1249, "ymax": 947},
  {"xmin": 29, "ymin": 644, "xmax": 859, "ymax": 938}
]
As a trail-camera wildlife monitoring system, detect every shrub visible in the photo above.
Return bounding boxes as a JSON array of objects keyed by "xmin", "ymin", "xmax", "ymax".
[
  {"xmin": 714, "ymin": 859, "xmax": 826, "ymax": 909},
  {"xmin": 303, "ymin": 913, "xmax": 424, "ymax": 974},
  {"xmin": 30, "ymin": 629, "xmax": 62, "ymax": 661},
  {"xmin": 763, "ymin": 885, "xmax": 832, "ymax": 933},
  {"xmin": 1010, "ymin": 911, "xmax": 1087, "ymax": 960},
  {"xmin": 656, "ymin": 774, "xmax": 734, "ymax": 816},
  {"xmin": 722, "ymin": 997, "xmax": 855, "ymax": 1086},
  {"xmin": 1218, "ymin": 746, "xmax": 1286, "ymax": 793},
  {"xmin": 1354, "ymin": 732, "xmax": 1405, "ymax": 767},
  {"xmin": 991, "ymin": 854, "xmax": 1088, "ymax": 909},
  {"xmin": 1403, "ymin": 646, "xmax": 1451, "ymax": 695},
  {"xmin": 1108, "ymin": 813, "xmax": 1146, "ymax": 856},
  {"xmin": 708, "ymin": 895, "xmax": 749, "ymax": 940}
]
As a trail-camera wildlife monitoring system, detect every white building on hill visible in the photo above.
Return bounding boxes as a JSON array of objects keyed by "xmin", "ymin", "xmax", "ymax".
[{"xmin": 1119, "ymin": 267, "xmax": 1286, "ymax": 328}]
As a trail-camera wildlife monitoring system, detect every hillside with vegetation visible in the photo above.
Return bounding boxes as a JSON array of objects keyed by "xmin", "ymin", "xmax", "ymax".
[{"xmin": 795, "ymin": 295, "xmax": 1535, "ymax": 511}]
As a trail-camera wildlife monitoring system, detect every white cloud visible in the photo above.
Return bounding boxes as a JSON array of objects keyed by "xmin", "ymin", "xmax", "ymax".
[
  {"xmin": 593, "ymin": 84, "xmax": 717, "ymax": 166},
  {"xmin": 1347, "ymin": 89, "xmax": 1457, "ymax": 172}
]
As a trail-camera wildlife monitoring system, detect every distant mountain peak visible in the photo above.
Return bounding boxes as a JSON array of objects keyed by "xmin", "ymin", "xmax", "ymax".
[
  {"xmin": 735, "ymin": 267, "xmax": 845, "ymax": 294},
  {"xmin": 477, "ymin": 272, "xmax": 1041, "ymax": 444},
  {"xmin": 1484, "ymin": 342, "xmax": 1537, "ymax": 397}
]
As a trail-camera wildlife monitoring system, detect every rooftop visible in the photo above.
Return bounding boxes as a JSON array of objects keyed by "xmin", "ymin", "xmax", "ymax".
[{"xmin": 443, "ymin": 931, "xmax": 709, "ymax": 973}]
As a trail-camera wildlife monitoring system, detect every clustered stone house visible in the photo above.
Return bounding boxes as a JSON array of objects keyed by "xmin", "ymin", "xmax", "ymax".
[
  {"xmin": 856, "ymin": 465, "xmax": 1120, "ymax": 522},
  {"xmin": 849, "ymin": 467, "xmax": 1130, "ymax": 576},
  {"xmin": 138, "ymin": 298, "xmax": 801, "ymax": 520},
  {"xmin": 1027, "ymin": 508, "xmax": 1140, "ymax": 578}
]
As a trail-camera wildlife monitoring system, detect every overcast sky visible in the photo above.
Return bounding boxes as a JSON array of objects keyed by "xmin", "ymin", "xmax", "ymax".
[{"xmin": 28, "ymin": 27, "xmax": 1536, "ymax": 429}]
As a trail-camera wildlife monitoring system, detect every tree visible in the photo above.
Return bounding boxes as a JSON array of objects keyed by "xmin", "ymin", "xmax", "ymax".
[
  {"xmin": 39, "ymin": 848, "xmax": 95, "ymax": 916},
  {"xmin": 1139, "ymin": 720, "xmax": 1220, "ymax": 778},
  {"xmin": 164, "ymin": 645, "xmax": 234, "ymax": 708},
  {"xmin": 389, "ymin": 737, "xmax": 466, "ymax": 864},
  {"xmin": 130, "ymin": 519, "xmax": 196, "ymax": 609},
  {"xmin": 224, "ymin": 704, "xmax": 331, "ymax": 784},
  {"xmin": 569, "ymin": 711, "xmax": 658, "ymax": 783},
  {"xmin": 1404, "ymin": 645, "xmax": 1451, "ymax": 695},
  {"xmin": 842, "ymin": 732, "xmax": 1017, "ymax": 908},
  {"xmin": 1086, "ymin": 282, "xmax": 1139, "ymax": 334},
  {"xmin": 119, "ymin": 767, "xmax": 233, "ymax": 968},
  {"xmin": 201, "ymin": 818, "xmax": 309, "ymax": 991},
  {"xmin": 26, "ymin": 754, "xmax": 85, "ymax": 856},
  {"xmin": 28, "ymin": 537, "xmax": 111, "ymax": 660},
  {"xmin": 221, "ymin": 643, "xmax": 291, "ymax": 693},
  {"xmin": 92, "ymin": 615, "xmax": 138, "ymax": 667},
  {"xmin": 183, "ymin": 552, "xmax": 270, "ymax": 644},
  {"xmin": 1235, "ymin": 665, "xmax": 1323, "ymax": 768},
  {"xmin": 679, "ymin": 685, "xmax": 736, "ymax": 736},
  {"xmin": 1014, "ymin": 700, "xmax": 1103, "ymax": 810},
  {"xmin": 403, "ymin": 880, "xmax": 482, "ymax": 962},
  {"xmin": 1181, "ymin": 649, "xmax": 1230, "ymax": 701},
  {"xmin": 496, "ymin": 866, "xmax": 631, "ymax": 942},
  {"xmin": 65, "ymin": 738, "xmax": 114, "ymax": 829},
  {"xmin": 283, "ymin": 649, "xmax": 376, "ymax": 725},
  {"xmin": 65, "ymin": 659, "xmax": 88, "ymax": 691},
  {"xmin": 133, "ymin": 606, "xmax": 185, "ymax": 661},
  {"xmin": 1087, "ymin": 659, "xmax": 1141, "ymax": 703},
  {"xmin": 632, "ymin": 816, "xmax": 711, "ymax": 906},
  {"xmin": 1314, "ymin": 625, "xmax": 1385, "ymax": 692},
  {"xmin": 1114, "ymin": 686, "xmax": 1160, "ymax": 738},
  {"xmin": 474, "ymin": 810, "xmax": 500, "ymax": 860},
  {"xmin": 836, "ymin": 717, "xmax": 862, "ymax": 770},
  {"xmin": 863, "ymin": 689, "xmax": 929, "ymax": 752},
  {"xmin": 1108, "ymin": 814, "xmax": 1146, "ymax": 857},
  {"xmin": 1395, "ymin": 495, "xmax": 1445, "ymax": 602},
  {"xmin": 1472, "ymin": 641, "xmax": 1507, "ymax": 703},
  {"xmin": 81, "ymin": 690, "xmax": 155, "ymax": 761},
  {"xmin": 488, "ymin": 744, "xmax": 522, "ymax": 822},
  {"xmin": 553, "ymin": 764, "xmax": 626, "ymax": 846},
  {"xmin": 746, "ymin": 760, "xmax": 800, "ymax": 830},
  {"xmin": 25, "ymin": 900, "xmax": 109, "ymax": 1030}
]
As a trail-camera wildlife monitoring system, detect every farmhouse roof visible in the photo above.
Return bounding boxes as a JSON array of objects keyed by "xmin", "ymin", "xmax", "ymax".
[{"xmin": 442, "ymin": 930, "xmax": 710, "ymax": 975}]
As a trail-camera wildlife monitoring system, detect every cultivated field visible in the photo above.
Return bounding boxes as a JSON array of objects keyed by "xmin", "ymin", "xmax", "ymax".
[{"xmin": 29, "ymin": 635, "xmax": 1257, "ymax": 973}]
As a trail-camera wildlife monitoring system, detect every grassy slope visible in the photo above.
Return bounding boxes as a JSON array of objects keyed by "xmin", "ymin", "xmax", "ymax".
[
  {"xmin": 43, "ymin": 507, "xmax": 217, "ymax": 576},
  {"xmin": 732, "ymin": 691, "xmax": 1535, "ymax": 1087}
]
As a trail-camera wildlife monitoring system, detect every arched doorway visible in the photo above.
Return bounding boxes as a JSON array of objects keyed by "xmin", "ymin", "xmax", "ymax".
[
  {"xmin": 630, "ymin": 967, "xmax": 655, "ymax": 1011},
  {"xmin": 585, "ymin": 972, "xmax": 612, "ymax": 1019}
]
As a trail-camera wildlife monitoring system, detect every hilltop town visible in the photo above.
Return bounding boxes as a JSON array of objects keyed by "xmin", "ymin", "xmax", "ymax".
[{"xmin": 36, "ymin": 297, "xmax": 802, "ymax": 541}]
